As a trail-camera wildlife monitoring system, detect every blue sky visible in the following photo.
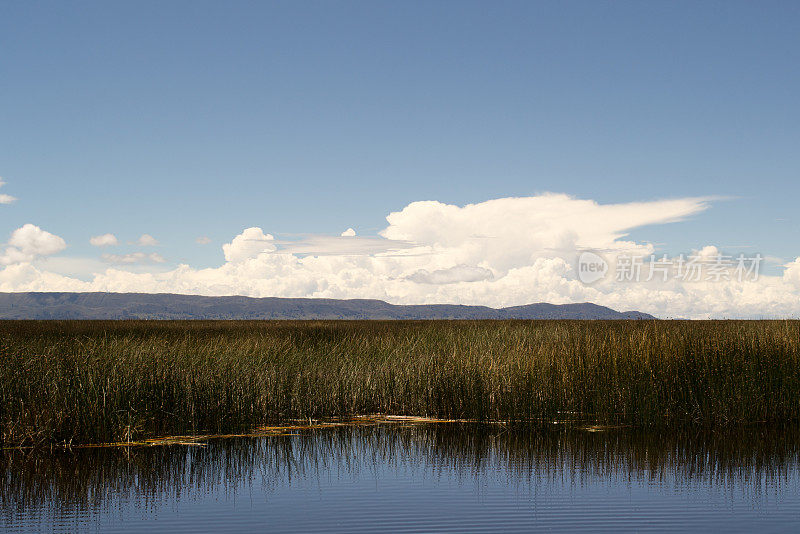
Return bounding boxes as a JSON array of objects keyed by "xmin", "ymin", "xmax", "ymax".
[{"xmin": 1, "ymin": 1, "xmax": 799, "ymax": 316}]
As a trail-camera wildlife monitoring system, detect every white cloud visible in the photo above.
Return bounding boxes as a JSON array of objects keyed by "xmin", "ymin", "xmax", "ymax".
[
  {"xmin": 407, "ymin": 265, "xmax": 494, "ymax": 284},
  {"xmin": 196, "ymin": 236, "xmax": 212, "ymax": 245},
  {"xmin": 1, "ymin": 224, "xmax": 66, "ymax": 265},
  {"xmin": 0, "ymin": 263, "xmax": 91, "ymax": 292},
  {"xmin": 8, "ymin": 225, "xmax": 67, "ymax": 256},
  {"xmin": 135, "ymin": 234, "xmax": 159, "ymax": 247},
  {"xmin": 273, "ymin": 235, "xmax": 412, "ymax": 256},
  {"xmin": 4, "ymin": 194, "xmax": 800, "ymax": 318},
  {"xmin": 101, "ymin": 252, "xmax": 166, "ymax": 264},
  {"xmin": 89, "ymin": 233, "xmax": 118, "ymax": 247},
  {"xmin": 341, "ymin": 228, "xmax": 356, "ymax": 237},
  {"xmin": 0, "ymin": 177, "xmax": 17, "ymax": 204},
  {"xmin": 33, "ymin": 256, "xmax": 110, "ymax": 280},
  {"xmin": 222, "ymin": 227, "xmax": 276, "ymax": 262},
  {"xmin": 783, "ymin": 258, "xmax": 800, "ymax": 288},
  {"xmin": 379, "ymin": 195, "xmax": 709, "ymax": 274}
]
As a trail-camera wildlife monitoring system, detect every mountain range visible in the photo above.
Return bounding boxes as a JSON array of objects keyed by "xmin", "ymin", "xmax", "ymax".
[{"xmin": 0, "ymin": 292, "xmax": 656, "ymax": 320}]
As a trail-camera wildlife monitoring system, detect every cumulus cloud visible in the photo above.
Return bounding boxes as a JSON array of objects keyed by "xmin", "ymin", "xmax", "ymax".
[
  {"xmin": 0, "ymin": 178, "xmax": 17, "ymax": 204},
  {"xmin": 4, "ymin": 194, "xmax": 800, "ymax": 318},
  {"xmin": 222, "ymin": 227, "xmax": 276, "ymax": 262},
  {"xmin": 1, "ymin": 224, "xmax": 66, "ymax": 265},
  {"xmin": 101, "ymin": 252, "xmax": 166, "ymax": 264},
  {"xmin": 196, "ymin": 236, "xmax": 212, "ymax": 245},
  {"xmin": 783, "ymin": 258, "xmax": 800, "ymax": 288},
  {"xmin": 89, "ymin": 233, "xmax": 118, "ymax": 247},
  {"xmin": 134, "ymin": 234, "xmax": 159, "ymax": 246},
  {"xmin": 379, "ymin": 195, "xmax": 709, "ymax": 274},
  {"xmin": 341, "ymin": 228, "xmax": 356, "ymax": 237}
]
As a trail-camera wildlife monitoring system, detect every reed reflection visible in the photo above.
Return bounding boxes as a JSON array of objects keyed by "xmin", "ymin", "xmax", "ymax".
[{"xmin": 2, "ymin": 424, "xmax": 798, "ymax": 527}]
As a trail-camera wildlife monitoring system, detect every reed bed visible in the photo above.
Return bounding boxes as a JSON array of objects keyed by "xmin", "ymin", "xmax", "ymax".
[{"xmin": 1, "ymin": 320, "xmax": 799, "ymax": 447}]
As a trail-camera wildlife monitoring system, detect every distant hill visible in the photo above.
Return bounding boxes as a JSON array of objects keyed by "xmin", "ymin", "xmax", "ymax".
[{"xmin": 0, "ymin": 292, "xmax": 656, "ymax": 320}]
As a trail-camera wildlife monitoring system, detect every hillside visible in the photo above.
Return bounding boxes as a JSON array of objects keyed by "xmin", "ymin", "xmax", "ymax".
[{"xmin": 0, "ymin": 292, "xmax": 656, "ymax": 320}]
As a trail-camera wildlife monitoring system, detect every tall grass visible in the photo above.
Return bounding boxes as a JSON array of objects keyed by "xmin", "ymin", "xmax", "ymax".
[{"xmin": 1, "ymin": 320, "xmax": 799, "ymax": 446}]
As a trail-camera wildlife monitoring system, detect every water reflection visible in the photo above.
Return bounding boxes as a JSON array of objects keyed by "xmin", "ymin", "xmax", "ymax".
[{"xmin": 3, "ymin": 424, "xmax": 800, "ymax": 532}]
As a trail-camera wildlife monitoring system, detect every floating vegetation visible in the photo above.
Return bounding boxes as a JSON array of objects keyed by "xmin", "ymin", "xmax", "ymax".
[{"xmin": 23, "ymin": 416, "xmax": 466, "ymax": 450}]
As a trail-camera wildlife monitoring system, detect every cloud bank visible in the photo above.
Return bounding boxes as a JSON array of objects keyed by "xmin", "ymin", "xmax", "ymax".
[{"xmin": 1, "ymin": 194, "xmax": 799, "ymax": 318}]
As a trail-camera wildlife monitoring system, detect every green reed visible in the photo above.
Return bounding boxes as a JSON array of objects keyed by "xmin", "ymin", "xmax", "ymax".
[{"xmin": 1, "ymin": 320, "xmax": 799, "ymax": 446}]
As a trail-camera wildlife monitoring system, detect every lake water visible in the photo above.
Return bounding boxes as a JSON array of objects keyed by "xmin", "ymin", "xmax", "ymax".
[{"xmin": 3, "ymin": 423, "xmax": 800, "ymax": 532}]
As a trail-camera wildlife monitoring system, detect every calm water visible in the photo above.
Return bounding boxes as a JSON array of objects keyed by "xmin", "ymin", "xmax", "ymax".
[{"xmin": 3, "ymin": 424, "xmax": 800, "ymax": 533}]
